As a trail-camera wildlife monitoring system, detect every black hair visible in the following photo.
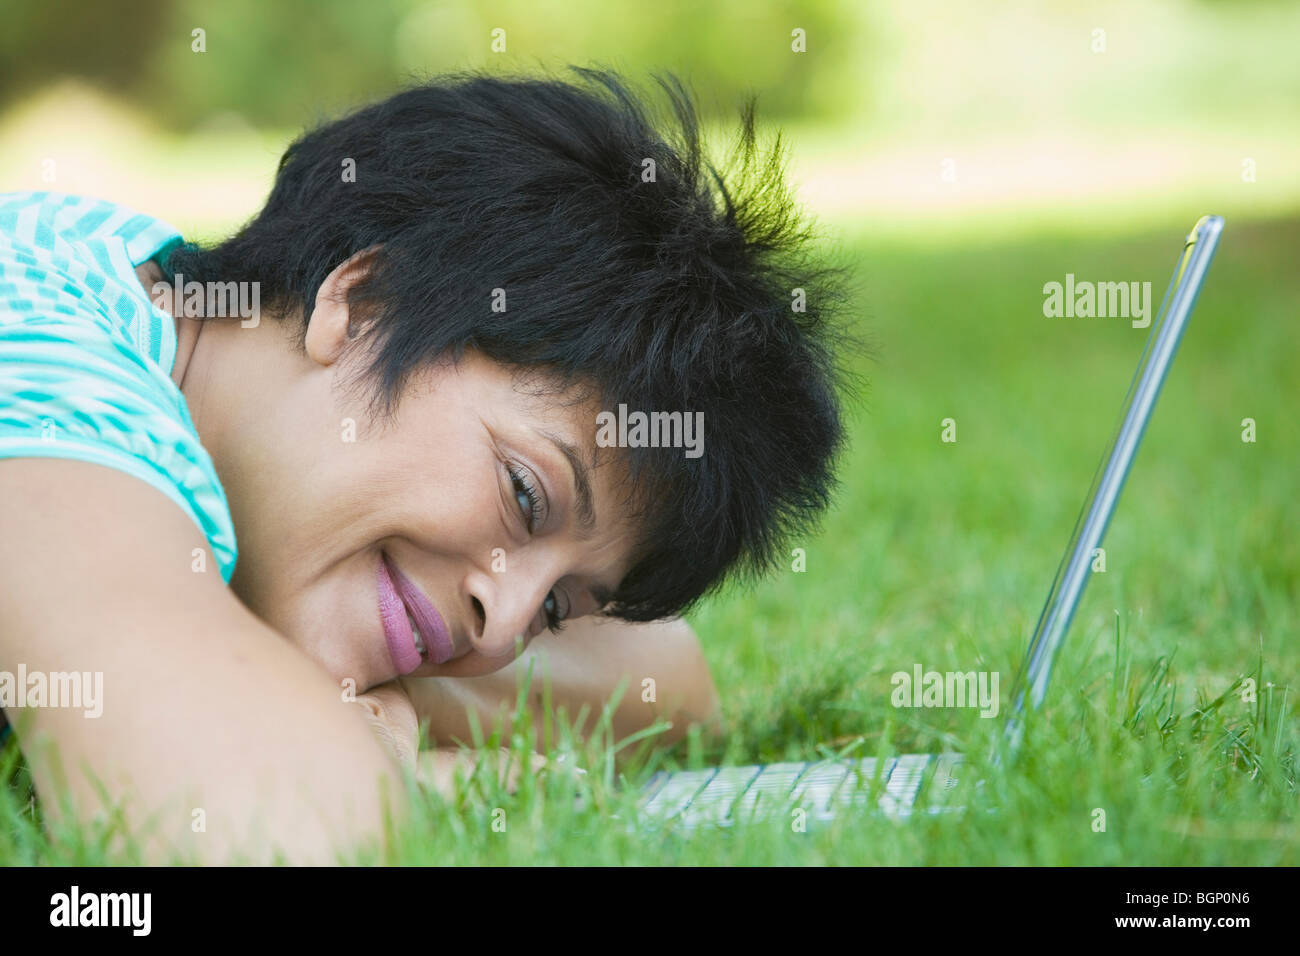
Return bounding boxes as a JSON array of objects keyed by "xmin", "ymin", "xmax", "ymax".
[{"xmin": 162, "ymin": 66, "xmax": 852, "ymax": 622}]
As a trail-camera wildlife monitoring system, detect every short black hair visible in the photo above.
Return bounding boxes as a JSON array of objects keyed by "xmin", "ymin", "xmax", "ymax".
[{"xmin": 162, "ymin": 66, "xmax": 851, "ymax": 622}]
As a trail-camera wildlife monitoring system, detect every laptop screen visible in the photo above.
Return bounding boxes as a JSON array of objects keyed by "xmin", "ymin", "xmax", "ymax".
[{"xmin": 1008, "ymin": 216, "xmax": 1225, "ymax": 733}]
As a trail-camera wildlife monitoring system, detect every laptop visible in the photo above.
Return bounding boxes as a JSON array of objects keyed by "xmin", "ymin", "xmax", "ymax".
[{"xmin": 638, "ymin": 215, "xmax": 1226, "ymax": 829}]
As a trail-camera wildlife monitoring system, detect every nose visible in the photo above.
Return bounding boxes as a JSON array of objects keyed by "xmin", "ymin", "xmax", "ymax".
[{"xmin": 463, "ymin": 562, "xmax": 555, "ymax": 661}]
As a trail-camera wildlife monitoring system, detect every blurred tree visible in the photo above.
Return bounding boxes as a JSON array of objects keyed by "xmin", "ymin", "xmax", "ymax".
[
  {"xmin": 1, "ymin": 0, "xmax": 867, "ymax": 130},
  {"xmin": 0, "ymin": 0, "xmax": 172, "ymax": 106}
]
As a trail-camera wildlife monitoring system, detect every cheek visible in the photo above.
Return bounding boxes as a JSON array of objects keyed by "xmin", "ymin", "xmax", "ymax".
[
  {"xmin": 378, "ymin": 388, "xmax": 509, "ymax": 544},
  {"xmin": 285, "ymin": 369, "xmax": 507, "ymax": 563},
  {"xmin": 416, "ymin": 454, "xmax": 504, "ymax": 549},
  {"xmin": 359, "ymin": 422, "xmax": 502, "ymax": 552}
]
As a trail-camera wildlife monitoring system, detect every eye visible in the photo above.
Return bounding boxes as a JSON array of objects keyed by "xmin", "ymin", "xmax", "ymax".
[
  {"xmin": 506, "ymin": 464, "xmax": 564, "ymax": 632},
  {"xmin": 508, "ymin": 465, "xmax": 544, "ymax": 533},
  {"xmin": 543, "ymin": 590, "xmax": 567, "ymax": 632}
]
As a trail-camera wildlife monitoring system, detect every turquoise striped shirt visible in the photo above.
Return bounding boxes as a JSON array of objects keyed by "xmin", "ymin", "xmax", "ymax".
[
  {"xmin": 1, "ymin": 192, "xmax": 238, "ymax": 573},
  {"xmin": 0, "ymin": 190, "xmax": 238, "ymax": 576},
  {"xmin": 1, "ymin": 191, "xmax": 240, "ymax": 742}
]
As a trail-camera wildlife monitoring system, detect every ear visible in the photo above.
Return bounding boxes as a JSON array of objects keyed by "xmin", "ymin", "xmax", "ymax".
[{"xmin": 303, "ymin": 245, "xmax": 383, "ymax": 367}]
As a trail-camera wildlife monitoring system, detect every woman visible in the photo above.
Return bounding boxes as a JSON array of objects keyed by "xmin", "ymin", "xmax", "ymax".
[{"xmin": 0, "ymin": 68, "xmax": 846, "ymax": 862}]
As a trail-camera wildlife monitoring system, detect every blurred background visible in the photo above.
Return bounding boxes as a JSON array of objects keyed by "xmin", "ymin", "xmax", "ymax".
[
  {"xmin": 3, "ymin": 0, "xmax": 1298, "ymax": 239},
  {"xmin": 2, "ymin": 0, "xmax": 1297, "ymax": 767}
]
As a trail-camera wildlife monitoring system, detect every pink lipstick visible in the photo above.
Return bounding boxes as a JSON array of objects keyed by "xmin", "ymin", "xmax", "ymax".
[
  {"xmin": 376, "ymin": 553, "xmax": 422, "ymax": 675},
  {"xmin": 385, "ymin": 557, "xmax": 455, "ymax": 665}
]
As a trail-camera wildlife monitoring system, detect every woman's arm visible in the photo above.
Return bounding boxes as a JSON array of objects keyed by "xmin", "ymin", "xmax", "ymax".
[
  {"xmin": 0, "ymin": 457, "xmax": 406, "ymax": 864},
  {"xmin": 400, "ymin": 615, "xmax": 724, "ymax": 753}
]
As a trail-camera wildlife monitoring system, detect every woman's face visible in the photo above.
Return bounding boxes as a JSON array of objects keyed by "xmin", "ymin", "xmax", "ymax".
[
  {"xmin": 234, "ymin": 350, "xmax": 635, "ymax": 693},
  {"xmin": 180, "ymin": 258, "xmax": 638, "ymax": 694}
]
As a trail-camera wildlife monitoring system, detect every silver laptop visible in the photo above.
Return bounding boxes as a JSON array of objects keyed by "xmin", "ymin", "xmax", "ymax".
[{"xmin": 639, "ymin": 215, "xmax": 1225, "ymax": 829}]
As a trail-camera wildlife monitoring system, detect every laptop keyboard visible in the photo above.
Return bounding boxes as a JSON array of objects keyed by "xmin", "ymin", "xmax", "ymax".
[{"xmin": 638, "ymin": 753, "xmax": 964, "ymax": 829}]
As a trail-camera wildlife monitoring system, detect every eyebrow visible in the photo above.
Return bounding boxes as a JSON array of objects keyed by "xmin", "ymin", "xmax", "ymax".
[{"xmin": 537, "ymin": 428, "xmax": 596, "ymax": 535}]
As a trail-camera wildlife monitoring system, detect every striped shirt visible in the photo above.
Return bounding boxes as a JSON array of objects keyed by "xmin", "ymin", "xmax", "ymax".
[{"xmin": 0, "ymin": 191, "xmax": 239, "ymax": 742}]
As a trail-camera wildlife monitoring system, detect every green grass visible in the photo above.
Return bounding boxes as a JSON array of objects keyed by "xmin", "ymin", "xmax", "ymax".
[{"xmin": 3, "ymin": 213, "xmax": 1297, "ymax": 864}]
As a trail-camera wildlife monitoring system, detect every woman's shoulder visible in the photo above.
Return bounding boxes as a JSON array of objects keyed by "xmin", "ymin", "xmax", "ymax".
[
  {"xmin": 0, "ymin": 190, "xmax": 183, "ymax": 266},
  {"xmin": 0, "ymin": 192, "xmax": 237, "ymax": 584}
]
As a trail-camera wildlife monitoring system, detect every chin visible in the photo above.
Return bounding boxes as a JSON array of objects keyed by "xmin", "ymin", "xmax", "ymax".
[{"xmin": 290, "ymin": 630, "xmax": 370, "ymax": 689}]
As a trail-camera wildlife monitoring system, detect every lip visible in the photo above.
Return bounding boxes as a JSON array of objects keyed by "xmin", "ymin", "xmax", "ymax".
[
  {"xmin": 382, "ymin": 553, "xmax": 456, "ymax": 667},
  {"xmin": 377, "ymin": 554, "xmax": 422, "ymax": 675}
]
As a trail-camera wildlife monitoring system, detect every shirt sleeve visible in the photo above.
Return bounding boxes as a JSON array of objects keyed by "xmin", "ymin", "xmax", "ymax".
[{"xmin": 0, "ymin": 236, "xmax": 238, "ymax": 582}]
